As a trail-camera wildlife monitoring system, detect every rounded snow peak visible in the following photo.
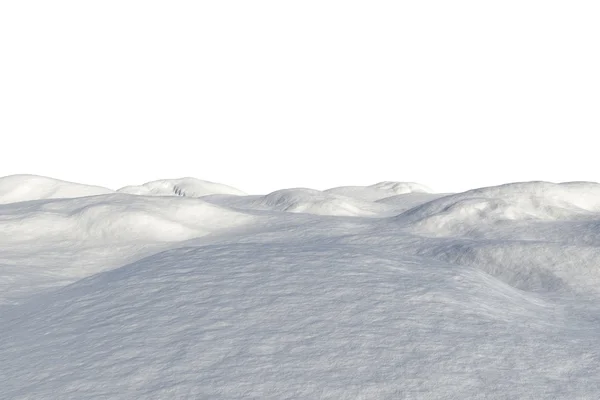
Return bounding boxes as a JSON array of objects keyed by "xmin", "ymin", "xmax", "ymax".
[
  {"xmin": 0, "ymin": 174, "xmax": 113, "ymax": 205},
  {"xmin": 117, "ymin": 177, "xmax": 245, "ymax": 198}
]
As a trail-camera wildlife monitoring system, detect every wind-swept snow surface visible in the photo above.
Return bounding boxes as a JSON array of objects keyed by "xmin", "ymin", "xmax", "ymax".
[{"xmin": 2, "ymin": 176, "xmax": 600, "ymax": 399}]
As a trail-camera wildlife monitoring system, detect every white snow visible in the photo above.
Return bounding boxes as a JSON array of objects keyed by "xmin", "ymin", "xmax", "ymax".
[
  {"xmin": 400, "ymin": 181, "xmax": 600, "ymax": 235},
  {"xmin": 2, "ymin": 175, "xmax": 600, "ymax": 399},
  {"xmin": 326, "ymin": 181, "xmax": 432, "ymax": 202},
  {"xmin": 118, "ymin": 177, "xmax": 246, "ymax": 197},
  {"xmin": 0, "ymin": 194, "xmax": 254, "ymax": 244},
  {"xmin": 248, "ymin": 188, "xmax": 387, "ymax": 216},
  {"xmin": 0, "ymin": 174, "xmax": 113, "ymax": 204}
]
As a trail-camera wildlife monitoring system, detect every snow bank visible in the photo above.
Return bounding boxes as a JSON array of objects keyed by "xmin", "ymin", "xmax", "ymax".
[
  {"xmin": 118, "ymin": 177, "xmax": 245, "ymax": 197},
  {"xmin": 0, "ymin": 174, "xmax": 112, "ymax": 204},
  {"xmin": 0, "ymin": 194, "xmax": 254, "ymax": 244},
  {"xmin": 326, "ymin": 181, "xmax": 432, "ymax": 202},
  {"xmin": 399, "ymin": 181, "xmax": 600, "ymax": 236}
]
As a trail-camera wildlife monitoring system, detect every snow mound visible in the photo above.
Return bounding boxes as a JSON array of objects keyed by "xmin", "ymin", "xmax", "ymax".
[
  {"xmin": 0, "ymin": 194, "xmax": 254, "ymax": 244},
  {"xmin": 326, "ymin": 181, "xmax": 432, "ymax": 202},
  {"xmin": 252, "ymin": 188, "xmax": 386, "ymax": 216},
  {"xmin": 399, "ymin": 181, "xmax": 600, "ymax": 236},
  {"xmin": 118, "ymin": 177, "xmax": 245, "ymax": 197},
  {"xmin": 0, "ymin": 174, "xmax": 113, "ymax": 205}
]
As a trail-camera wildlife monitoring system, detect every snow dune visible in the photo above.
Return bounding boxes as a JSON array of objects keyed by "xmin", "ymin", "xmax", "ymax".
[{"xmin": 3, "ymin": 175, "xmax": 600, "ymax": 399}]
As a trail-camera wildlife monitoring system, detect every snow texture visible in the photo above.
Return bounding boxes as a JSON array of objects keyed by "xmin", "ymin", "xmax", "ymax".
[{"xmin": 2, "ymin": 175, "xmax": 600, "ymax": 399}]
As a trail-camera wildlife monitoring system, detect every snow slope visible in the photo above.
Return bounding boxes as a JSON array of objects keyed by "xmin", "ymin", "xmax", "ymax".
[
  {"xmin": 0, "ymin": 192, "xmax": 255, "ymax": 304},
  {"xmin": 3, "ymin": 176, "xmax": 600, "ymax": 399},
  {"xmin": 4, "ymin": 241, "xmax": 600, "ymax": 399},
  {"xmin": 1, "ymin": 194, "xmax": 254, "ymax": 244},
  {"xmin": 0, "ymin": 174, "xmax": 113, "ymax": 204},
  {"xmin": 399, "ymin": 181, "xmax": 600, "ymax": 236},
  {"xmin": 387, "ymin": 182, "xmax": 600, "ymax": 293}
]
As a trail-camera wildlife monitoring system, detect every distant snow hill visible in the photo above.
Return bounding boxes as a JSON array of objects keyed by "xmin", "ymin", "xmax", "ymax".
[
  {"xmin": 0, "ymin": 193, "xmax": 254, "ymax": 244},
  {"xmin": 0, "ymin": 174, "xmax": 113, "ymax": 204},
  {"xmin": 3, "ymin": 175, "xmax": 600, "ymax": 399},
  {"xmin": 393, "ymin": 181, "xmax": 600, "ymax": 292},
  {"xmin": 400, "ymin": 181, "xmax": 600, "ymax": 234},
  {"xmin": 201, "ymin": 182, "xmax": 444, "ymax": 217},
  {"xmin": 118, "ymin": 177, "xmax": 246, "ymax": 197},
  {"xmin": 325, "ymin": 181, "xmax": 433, "ymax": 201}
]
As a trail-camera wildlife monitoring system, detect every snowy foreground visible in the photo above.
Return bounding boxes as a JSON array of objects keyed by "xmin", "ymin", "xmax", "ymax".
[{"xmin": 2, "ymin": 175, "xmax": 600, "ymax": 399}]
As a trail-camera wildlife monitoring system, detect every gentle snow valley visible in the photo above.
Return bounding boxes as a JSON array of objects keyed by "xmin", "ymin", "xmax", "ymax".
[{"xmin": 2, "ymin": 174, "xmax": 600, "ymax": 399}]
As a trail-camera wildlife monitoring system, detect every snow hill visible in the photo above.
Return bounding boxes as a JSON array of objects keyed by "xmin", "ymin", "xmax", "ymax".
[
  {"xmin": 0, "ymin": 194, "xmax": 254, "ymax": 245},
  {"xmin": 389, "ymin": 181, "xmax": 600, "ymax": 293},
  {"xmin": 400, "ymin": 181, "xmax": 600, "ymax": 235},
  {"xmin": 201, "ymin": 183, "xmax": 444, "ymax": 217},
  {"xmin": 2, "ymin": 175, "xmax": 600, "ymax": 399},
  {"xmin": 0, "ymin": 174, "xmax": 113, "ymax": 204},
  {"xmin": 247, "ymin": 188, "xmax": 386, "ymax": 216},
  {"xmin": 118, "ymin": 177, "xmax": 246, "ymax": 197},
  {"xmin": 325, "ymin": 181, "xmax": 432, "ymax": 201}
]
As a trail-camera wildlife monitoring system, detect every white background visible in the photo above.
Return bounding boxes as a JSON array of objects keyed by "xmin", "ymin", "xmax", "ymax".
[{"xmin": 1, "ymin": 1, "xmax": 598, "ymax": 194}]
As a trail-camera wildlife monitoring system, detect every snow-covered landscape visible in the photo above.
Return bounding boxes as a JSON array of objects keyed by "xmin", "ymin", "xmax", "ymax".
[{"xmin": 3, "ymin": 174, "xmax": 600, "ymax": 399}]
